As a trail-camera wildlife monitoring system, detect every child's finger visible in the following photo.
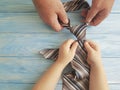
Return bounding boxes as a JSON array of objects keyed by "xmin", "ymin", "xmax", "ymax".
[
  {"xmin": 86, "ymin": 7, "xmax": 98, "ymax": 23},
  {"xmin": 87, "ymin": 40, "xmax": 99, "ymax": 51},
  {"xmin": 84, "ymin": 41, "xmax": 93, "ymax": 52},
  {"xmin": 63, "ymin": 39, "xmax": 75, "ymax": 49},
  {"xmin": 71, "ymin": 41, "xmax": 78, "ymax": 53}
]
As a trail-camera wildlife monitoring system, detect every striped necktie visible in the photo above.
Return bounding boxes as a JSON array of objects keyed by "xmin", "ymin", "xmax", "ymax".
[{"xmin": 40, "ymin": 0, "xmax": 90, "ymax": 90}]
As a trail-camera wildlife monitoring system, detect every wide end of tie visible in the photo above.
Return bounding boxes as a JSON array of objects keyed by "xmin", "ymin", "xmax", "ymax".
[{"xmin": 40, "ymin": 49, "xmax": 59, "ymax": 60}]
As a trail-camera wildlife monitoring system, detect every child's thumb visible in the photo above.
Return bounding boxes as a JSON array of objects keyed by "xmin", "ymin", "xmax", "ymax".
[{"xmin": 71, "ymin": 42, "xmax": 78, "ymax": 53}]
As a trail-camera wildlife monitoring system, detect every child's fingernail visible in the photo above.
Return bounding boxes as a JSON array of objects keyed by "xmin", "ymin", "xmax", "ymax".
[
  {"xmin": 72, "ymin": 40, "xmax": 76, "ymax": 42},
  {"xmin": 76, "ymin": 42, "xmax": 78, "ymax": 45}
]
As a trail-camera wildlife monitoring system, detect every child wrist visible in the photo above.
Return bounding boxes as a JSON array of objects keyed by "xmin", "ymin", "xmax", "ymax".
[
  {"xmin": 90, "ymin": 62, "xmax": 103, "ymax": 69},
  {"xmin": 56, "ymin": 59, "xmax": 68, "ymax": 67}
]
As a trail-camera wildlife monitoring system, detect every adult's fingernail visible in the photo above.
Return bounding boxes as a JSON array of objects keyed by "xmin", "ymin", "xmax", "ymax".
[
  {"xmin": 86, "ymin": 23, "xmax": 89, "ymax": 26},
  {"xmin": 64, "ymin": 18, "xmax": 68, "ymax": 24},
  {"xmin": 56, "ymin": 25, "xmax": 63, "ymax": 32},
  {"xmin": 86, "ymin": 17, "xmax": 91, "ymax": 23},
  {"xmin": 55, "ymin": 28, "xmax": 61, "ymax": 32}
]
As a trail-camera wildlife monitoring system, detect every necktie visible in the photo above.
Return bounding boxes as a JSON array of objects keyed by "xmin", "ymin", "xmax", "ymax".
[{"xmin": 40, "ymin": 0, "xmax": 90, "ymax": 90}]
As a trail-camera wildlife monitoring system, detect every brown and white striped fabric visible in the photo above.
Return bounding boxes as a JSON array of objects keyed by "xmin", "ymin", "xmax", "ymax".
[
  {"xmin": 40, "ymin": 0, "xmax": 90, "ymax": 90},
  {"xmin": 63, "ymin": 0, "xmax": 89, "ymax": 12}
]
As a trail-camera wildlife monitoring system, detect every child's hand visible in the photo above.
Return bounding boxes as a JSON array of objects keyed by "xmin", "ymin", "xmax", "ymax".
[
  {"xmin": 33, "ymin": 0, "xmax": 68, "ymax": 31},
  {"xmin": 57, "ymin": 39, "xmax": 78, "ymax": 66},
  {"xmin": 84, "ymin": 40, "xmax": 102, "ymax": 67}
]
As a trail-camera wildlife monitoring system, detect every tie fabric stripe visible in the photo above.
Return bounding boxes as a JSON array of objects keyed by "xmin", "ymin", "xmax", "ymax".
[
  {"xmin": 40, "ymin": 0, "xmax": 90, "ymax": 90},
  {"xmin": 70, "ymin": 24, "xmax": 87, "ymax": 41},
  {"xmin": 40, "ymin": 49, "xmax": 59, "ymax": 60},
  {"xmin": 63, "ymin": 0, "xmax": 89, "ymax": 12}
]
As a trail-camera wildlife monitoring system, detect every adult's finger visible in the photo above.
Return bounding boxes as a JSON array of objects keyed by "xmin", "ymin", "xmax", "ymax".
[
  {"xmin": 58, "ymin": 8, "xmax": 68, "ymax": 24},
  {"xmin": 48, "ymin": 14, "xmax": 62, "ymax": 32},
  {"xmin": 81, "ymin": 9, "xmax": 88, "ymax": 18},
  {"xmin": 86, "ymin": 7, "xmax": 98, "ymax": 23},
  {"xmin": 90, "ymin": 9, "xmax": 109, "ymax": 26}
]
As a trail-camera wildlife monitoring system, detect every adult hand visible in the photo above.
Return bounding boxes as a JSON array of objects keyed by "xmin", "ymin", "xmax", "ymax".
[
  {"xmin": 82, "ymin": 0, "xmax": 114, "ymax": 26},
  {"xmin": 33, "ymin": 0, "xmax": 68, "ymax": 31}
]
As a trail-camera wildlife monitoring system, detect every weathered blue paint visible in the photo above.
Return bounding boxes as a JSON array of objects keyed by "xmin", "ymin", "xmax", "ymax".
[{"xmin": 0, "ymin": 0, "xmax": 120, "ymax": 90}]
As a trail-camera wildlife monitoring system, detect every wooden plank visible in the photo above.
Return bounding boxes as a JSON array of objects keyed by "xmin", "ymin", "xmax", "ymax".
[
  {"xmin": 0, "ymin": 83, "xmax": 33, "ymax": 90},
  {"xmin": 0, "ymin": 57, "xmax": 53, "ymax": 83},
  {"xmin": 0, "ymin": 13, "xmax": 82, "ymax": 33},
  {"xmin": 0, "ymin": 0, "xmax": 119, "ymax": 90},
  {"xmin": 0, "ymin": 83, "xmax": 120, "ymax": 90},
  {"xmin": 0, "ymin": 0, "xmax": 119, "ymax": 13},
  {"xmin": 109, "ymin": 84, "xmax": 120, "ymax": 90},
  {"xmin": 0, "ymin": 0, "xmax": 35, "ymax": 13},
  {"xmin": 0, "ymin": 83, "xmax": 62, "ymax": 90},
  {"xmin": 0, "ymin": 33, "xmax": 119, "ymax": 57},
  {"xmin": 0, "ymin": 13, "xmax": 120, "ymax": 34},
  {"xmin": 0, "ymin": 33, "xmax": 72, "ymax": 57},
  {"xmin": 0, "ymin": 57, "xmax": 120, "ymax": 83}
]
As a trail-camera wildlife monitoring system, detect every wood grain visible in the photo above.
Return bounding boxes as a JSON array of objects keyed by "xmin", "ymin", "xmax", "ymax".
[
  {"xmin": 0, "ymin": 0, "xmax": 119, "ymax": 13},
  {"xmin": 0, "ymin": 13, "xmax": 120, "ymax": 34},
  {"xmin": 0, "ymin": 57, "xmax": 120, "ymax": 83},
  {"xmin": 0, "ymin": 0, "xmax": 120, "ymax": 90}
]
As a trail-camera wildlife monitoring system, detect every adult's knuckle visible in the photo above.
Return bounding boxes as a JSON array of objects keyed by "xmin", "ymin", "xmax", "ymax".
[
  {"xmin": 104, "ymin": 9, "xmax": 109, "ymax": 16},
  {"xmin": 92, "ymin": 4, "xmax": 100, "ymax": 10}
]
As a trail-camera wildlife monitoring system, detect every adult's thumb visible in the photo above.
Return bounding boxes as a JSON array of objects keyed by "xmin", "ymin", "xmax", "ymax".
[
  {"xmin": 86, "ymin": 7, "xmax": 98, "ymax": 23},
  {"xmin": 58, "ymin": 9, "xmax": 68, "ymax": 24}
]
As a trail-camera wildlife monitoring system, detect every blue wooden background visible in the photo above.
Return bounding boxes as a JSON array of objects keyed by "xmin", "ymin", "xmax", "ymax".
[{"xmin": 0, "ymin": 0, "xmax": 120, "ymax": 90}]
